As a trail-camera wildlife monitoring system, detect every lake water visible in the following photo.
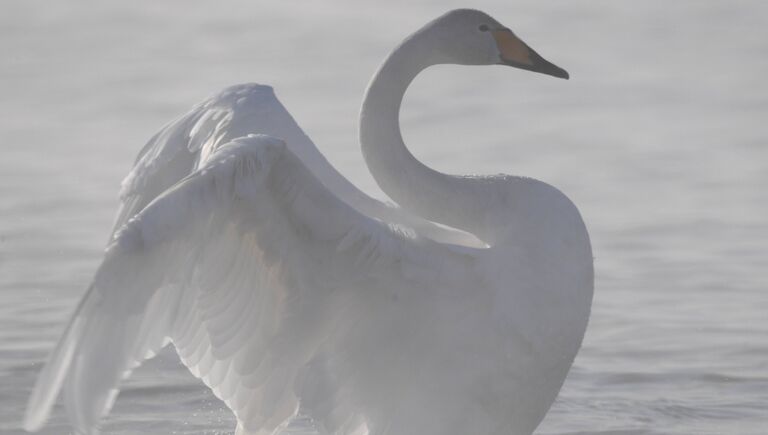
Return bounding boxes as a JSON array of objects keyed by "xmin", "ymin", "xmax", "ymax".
[{"xmin": 1, "ymin": 1, "xmax": 766, "ymax": 434}]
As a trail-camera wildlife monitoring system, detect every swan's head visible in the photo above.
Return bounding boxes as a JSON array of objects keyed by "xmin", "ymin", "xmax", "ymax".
[{"xmin": 418, "ymin": 9, "xmax": 568, "ymax": 79}]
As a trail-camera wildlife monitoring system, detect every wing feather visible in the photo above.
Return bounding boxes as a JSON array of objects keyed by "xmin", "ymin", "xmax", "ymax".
[
  {"xmin": 26, "ymin": 133, "xmax": 478, "ymax": 434},
  {"xmin": 111, "ymin": 83, "xmax": 315, "ymax": 237}
]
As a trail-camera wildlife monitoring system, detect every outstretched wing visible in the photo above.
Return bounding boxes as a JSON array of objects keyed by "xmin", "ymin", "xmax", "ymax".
[
  {"xmin": 25, "ymin": 135, "xmax": 478, "ymax": 434},
  {"xmin": 111, "ymin": 83, "xmax": 322, "ymax": 235},
  {"xmin": 112, "ymin": 83, "xmax": 479, "ymax": 247}
]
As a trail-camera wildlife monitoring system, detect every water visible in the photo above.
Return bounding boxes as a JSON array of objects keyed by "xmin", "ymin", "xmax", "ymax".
[{"xmin": 1, "ymin": 1, "xmax": 766, "ymax": 434}]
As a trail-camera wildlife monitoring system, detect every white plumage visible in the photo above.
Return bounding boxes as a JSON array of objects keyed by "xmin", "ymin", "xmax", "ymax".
[{"xmin": 25, "ymin": 9, "xmax": 593, "ymax": 435}]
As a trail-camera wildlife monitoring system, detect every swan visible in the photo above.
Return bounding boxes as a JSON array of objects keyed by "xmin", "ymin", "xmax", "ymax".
[{"xmin": 24, "ymin": 8, "xmax": 593, "ymax": 435}]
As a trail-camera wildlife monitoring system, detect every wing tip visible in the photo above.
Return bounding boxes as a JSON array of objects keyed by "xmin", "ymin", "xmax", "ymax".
[
  {"xmin": 23, "ymin": 418, "xmax": 44, "ymax": 433},
  {"xmin": 23, "ymin": 302, "xmax": 90, "ymax": 434},
  {"xmin": 23, "ymin": 387, "xmax": 52, "ymax": 433}
]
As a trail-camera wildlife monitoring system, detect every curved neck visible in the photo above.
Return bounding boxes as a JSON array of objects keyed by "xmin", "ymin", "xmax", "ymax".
[{"xmin": 360, "ymin": 34, "xmax": 503, "ymax": 243}]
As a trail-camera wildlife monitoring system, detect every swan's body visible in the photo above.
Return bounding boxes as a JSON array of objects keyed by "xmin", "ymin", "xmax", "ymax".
[{"xmin": 25, "ymin": 9, "xmax": 592, "ymax": 435}]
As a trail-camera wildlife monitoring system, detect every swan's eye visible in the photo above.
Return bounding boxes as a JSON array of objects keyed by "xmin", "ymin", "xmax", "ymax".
[{"xmin": 478, "ymin": 24, "xmax": 490, "ymax": 32}]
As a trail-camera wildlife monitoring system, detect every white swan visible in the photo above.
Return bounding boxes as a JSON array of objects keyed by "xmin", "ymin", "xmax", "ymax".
[{"xmin": 25, "ymin": 9, "xmax": 592, "ymax": 435}]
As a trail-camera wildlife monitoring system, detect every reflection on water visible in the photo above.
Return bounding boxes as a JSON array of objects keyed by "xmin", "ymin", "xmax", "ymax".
[{"xmin": 1, "ymin": 1, "xmax": 766, "ymax": 434}]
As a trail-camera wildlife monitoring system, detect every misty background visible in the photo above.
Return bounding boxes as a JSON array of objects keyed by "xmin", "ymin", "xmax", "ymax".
[{"xmin": 1, "ymin": 1, "xmax": 766, "ymax": 434}]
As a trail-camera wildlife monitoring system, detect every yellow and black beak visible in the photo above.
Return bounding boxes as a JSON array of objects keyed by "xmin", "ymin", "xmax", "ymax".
[{"xmin": 492, "ymin": 29, "xmax": 569, "ymax": 79}]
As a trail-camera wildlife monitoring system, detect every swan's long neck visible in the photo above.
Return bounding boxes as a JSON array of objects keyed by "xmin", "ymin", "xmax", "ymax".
[{"xmin": 360, "ymin": 34, "xmax": 505, "ymax": 243}]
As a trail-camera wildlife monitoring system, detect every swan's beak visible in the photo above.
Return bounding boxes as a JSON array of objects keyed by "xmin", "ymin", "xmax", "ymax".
[{"xmin": 492, "ymin": 29, "xmax": 569, "ymax": 79}]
